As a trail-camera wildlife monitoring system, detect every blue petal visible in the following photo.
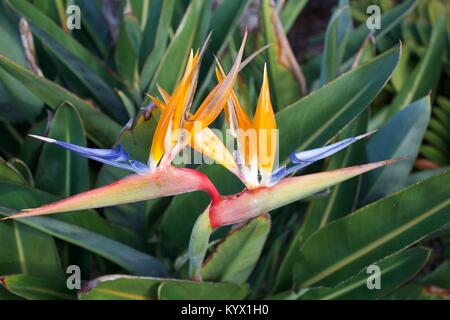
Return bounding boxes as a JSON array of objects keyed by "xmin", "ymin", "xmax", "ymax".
[
  {"xmin": 290, "ymin": 132, "xmax": 373, "ymax": 164},
  {"xmin": 271, "ymin": 132, "xmax": 374, "ymax": 183},
  {"xmin": 29, "ymin": 135, "xmax": 148, "ymax": 174}
]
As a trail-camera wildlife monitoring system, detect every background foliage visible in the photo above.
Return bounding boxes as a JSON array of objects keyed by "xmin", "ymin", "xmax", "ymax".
[{"xmin": 0, "ymin": 0, "xmax": 449, "ymax": 300}]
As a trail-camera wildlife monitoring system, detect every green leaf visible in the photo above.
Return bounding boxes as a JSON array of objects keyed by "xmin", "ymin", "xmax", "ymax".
[
  {"xmin": 0, "ymin": 182, "xmax": 159, "ymax": 271},
  {"xmin": 0, "ymin": 182, "xmax": 142, "ymax": 248},
  {"xmin": 28, "ymin": 23, "xmax": 127, "ymax": 123},
  {"xmin": 362, "ymin": 97, "xmax": 431, "ymax": 203},
  {"xmin": 75, "ymin": 0, "xmax": 110, "ymax": 58},
  {"xmin": 0, "ymin": 157, "xmax": 28, "ymax": 185},
  {"xmin": 18, "ymin": 118, "xmax": 48, "ymax": 171},
  {"xmin": 116, "ymin": 8, "xmax": 141, "ymax": 90},
  {"xmin": 139, "ymin": 0, "xmax": 175, "ymax": 90},
  {"xmin": 0, "ymin": 284, "xmax": 21, "ymax": 300},
  {"xmin": 188, "ymin": 207, "xmax": 213, "ymax": 280},
  {"xmin": 0, "ymin": 1, "xmax": 43, "ymax": 123},
  {"xmin": 294, "ymin": 247, "xmax": 431, "ymax": 300},
  {"xmin": 8, "ymin": 158, "xmax": 34, "ymax": 187},
  {"xmin": 304, "ymin": 0, "xmax": 417, "ymax": 83},
  {"xmin": 320, "ymin": 2, "xmax": 352, "ymax": 85},
  {"xmin": 79, "ymin": 275, "xmax": 161, "ymax": 300},
  {"xmin": 0, "ymin": 55, "xmax": 121, "ymax": 147},
  {"xmin": 0, "ymin": 274, "xmax": 74, "ymax": 300},
  {"xmin": 1, "ymin": 207, "xmax": 166, "ymax": 277},
  {"xmin": 160, "ymin": 164, "xmax": 243, "ymax": 259},
  {"xmin": 280, "ymin": 0, "xmax": 308, "ymax": 32},
  {"xmin": 7, "ymin": 0, "xmax": 122, "ymax": 89},
  {"xmin": 386, "ymin": 17, "xmax": 446, "ymax": 119},
  {"xmin": 275, "ymin": 112, "xmax": 368, "ymax": 291},
  {"xmin": 276, "ymin": 45, "xmax": 400, "ymax": 163},
  {"xmin": 419, "ymin": 260, "xmax": 450, "ymax": 290},
  {"xmin": 261, "ymin": 0, "xmax": 305, "ymax": 110},
  {"xmin": 391, "ymin": 45, "xmax": 412, "ymax": 92},
  {"xmin": 158, "ymin": 280, "xmax": 248, "ymax": 300},
  {"xmin": 35, "ymin": 103, "xmax": 90, "ymax": 197},
  {"xmin": 344, "ymin": 0, "xmax": 417, "ymax": 62},
  {"xmin": 201, "ymin": 215, "xmax": 271, "ymax": 285},
  {"xmin": 144, "ymin": 0, "xmax": 210, "ymax": 96},
  {"xmin": 79, "ymin": 275, "xmax": 248, "ymax": 300},
  {"xmin": 385, "ymin": 284, "xmax": 450, "ymax": 300},
  {"xmin": 0, "ymin": 216, "xmax": 62, "ymax": 278},
  {"xmin": 293, "ymin": 170, "xmax": 450, "ymax": 288},
  {"xmin": 196, "ymin": 0, "xmax": 252, "ymax": 99}
]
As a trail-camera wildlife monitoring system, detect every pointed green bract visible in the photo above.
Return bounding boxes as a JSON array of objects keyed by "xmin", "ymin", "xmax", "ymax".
[{"xmin": 201, "ymin": 215, "xmax": 271, "ymax": 285}]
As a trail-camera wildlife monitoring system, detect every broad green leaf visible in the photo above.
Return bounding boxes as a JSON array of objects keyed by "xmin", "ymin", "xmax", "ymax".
[
  {"xmin": 391, "ymin": 45, "xmax": 412, "ymax": 92},
  {"xmin": 160, "ymin": 164, "xmax": 244, "ymax": 259},
  {"xmin": 405, "ymin": 167, "xmax": 449, "ymax": 187},
  {"xmin": 79, "ymin": 275, "xmax": 160, "ymax": 300},
  {"xmin": 8, "ymin": 159, "xmax": 34, "ymax": 187},
  {"xmin": 0, "ymin": 285, "xmax": 21, "ymax": 300},
  {"xmin": 1, "ymin": 207, "xmax": 167, "ymax": 277},
  {"xmin": 276, "ymin": 45, "xmax": 400, "ymax": 163},
  {"xmin": 79, "ymin": 275, "xmax": 248, "ymax": 300},
  {"xmin": 344, "ymin": 0, "xmax": 416, "ymax": 62},
  {"xmin": 293, "ymin": 170, "xmax": 450, "ymax": 288},
  {"xmin": 303, "ymin": 0, "xmax": 417, "ymax": 82},
  {"xmin": 75, "ymin": 0, "xmax": 110, "ymax": 58},
  {"xmin": 145, "ymin": 0, "xmax": 209, "ymax": 96},
  {"xmin": 386, "ymin": 17, "xmax": 446, "ymax": 119},
  {"xmin": 0, "ymin": 157, "xmax": 28, "ymax": 185},
  {"xmin": 113, "ymin": 108, "xmax": 158, "ymax": 163},
  {"xmin": 0, "ymin": 216, "xmax": 62, "ymax": 278},
  {"xmin": 261, "ymin": 0, "xmax": 305, "ymax": 110},
  {"xmin": 188, "ymin": 207, "xmax": 213, "ymax": 281},
  {"xmin": 0, "ymin": 182, "xmax": 141, "ymax": 248},
  {"xmin": 320, "ymin": 2, "xmax": 352, "ymax": 85},
  {"xmin": 0, "ymin": 1, "xmax": 43, "ymax": 123},
  {"xmin": 294, "ymin": 247, "xmax": 430, "ymax": 300},
  {"xmin": 158, "ymin": 280, "xmax": 248, "ymax": 300},
  {"xmin": 28, "ymin": 23, "xmax": 127, "ymax": 123},
  {"xmin": 0, "ymin": 55, "xmax": 121, "ymax": 147},
  {"xmin": 280, "ymin": 0, "xmax": 308, "ymax": 32},
  {"xmin": 0, "ymin": 274, "xmax": 74, "ymax": 300},
  {"xmin": 139, "ymin": 0, "xmax": 175, "ymax": 90},
  {"xmin": 362, "ymin": 97, "xmax": 431, "ymax": 203},
  {"xmin": 18, "ymin": 118, "xmax": 48, "ymax": 172},
  {"xmin": 35, "ymin": 103, "xmax": 90, "ymax": 197},
  {"xmin": 116, "ymin": 7, "xmax": 141, "ymax": 90},
  {"xmin": 7, "ymin": 0, "xmax": 122, "ymax": 89},
  {"xmin": 419, "ymin": 261, "xmax": 450, "ymax": 290},
  {"xmin": 196, "ymin": 0, "xmax": 252, "ymax": 99},
  {"xmin": 275, "ymin": 112, "xmax": 368, "ymax": 291},
  {"xmin": 201, "ymin": 215, "xmax": 271, "ymax": 285},
  {"xmin": 385, "ymin": 284, "xmax": 450, "ymax": 300}
]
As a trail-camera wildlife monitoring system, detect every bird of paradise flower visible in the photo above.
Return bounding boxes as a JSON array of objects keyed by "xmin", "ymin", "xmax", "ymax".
[{"xmin": 1, "ymin": 34, "xmax": 398, "ymax": 280}]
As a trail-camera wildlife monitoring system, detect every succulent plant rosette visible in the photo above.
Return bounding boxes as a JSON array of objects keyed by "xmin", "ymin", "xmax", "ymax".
[{"xmin": 2, "ymin": 33, "xmax": 397, "ymax": 281}]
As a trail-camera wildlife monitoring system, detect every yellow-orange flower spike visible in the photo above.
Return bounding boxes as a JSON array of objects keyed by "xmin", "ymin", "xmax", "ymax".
[
  {"xmin": 149, "ymin": 51, "xmax": 200, "ymax": 169},
  {"xmin": 253, "ymin": 64, "xmax": 277, "ymax": 181}
]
